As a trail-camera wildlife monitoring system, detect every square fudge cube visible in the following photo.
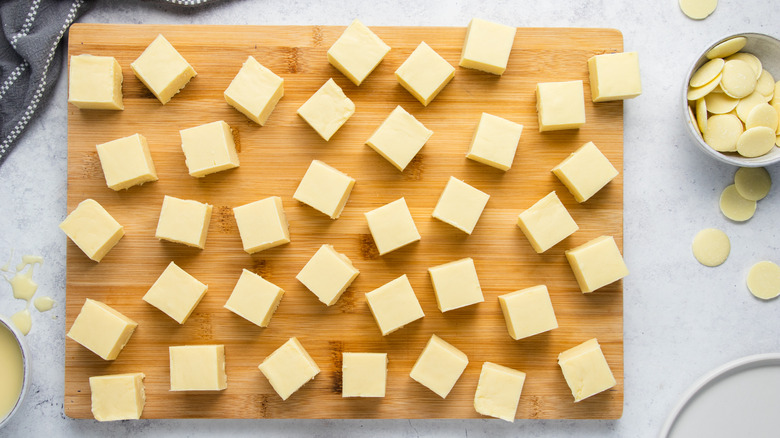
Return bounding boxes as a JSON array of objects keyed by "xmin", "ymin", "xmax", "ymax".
[
  {"xmin": 179, "ymin": 120, "xmax": 240, "ymax": 177},
  {"xmin": 409, "ymin": 334, "xmax": 468, "ymax": 398},
  {"xmin": 466, "ymin": 113, "xmax": 524, "ymax": 171},
  {"xmin": 59, "ymin": 199, "xmax": 124, "ymax": 262},
  {"xmin": 96, "ymin": 133, "xmax": 158, "ymax": 191},
  {"xmin": 293, "ymin": 160, "xmax": 356, "ymax": 219},
  {"xmin": 296, "ymin": 244, "xmax": 359, "ymax": 306},
  {"xmin": 258, "ymin": 337, "xmax": 320, "ymax": 401},
  {"xmin": 588, "ymin": 52, "xmax": 642, "ymax": 102},
  {"xmin": 366, "ymin": 105, "xmax": 433, "ymax": 171},
  {"xmin": 364, "ymin": 198, "xmax": 421, "ymax": 255},
  {"xmin": 428, "ymin": 258, "xmax": 484, "ymax": 312},
  {"xmin": 143, "ymin": 262, "xmax": 208, "ymax": 324},
  {"xmin": 558, "ymin": 338, "xmax": 616, "ymax": 402},
  {"xmin": 536, "ymin": 80, "xmax": 586, "ymax": 132},
  {"xmin": 365, "ymin": 275, "xmax": 424, "ymax": 336},
  {"xmin": 130, "ymin": 34, "xmax": 196, "ymax": 104},
  {"xmin": 233, "ymin": 196, "xmax": 290, "ymax": 254},
  {"xmin": 565, "ymin": 235, "xmax": 628, "ymax": 293},
  {"xmin": 459, "ymin": 18, "xmax": 517, "ymax": 75},
  {"xmin": 66, "ymin": 299, "xmax": 137, "ymax": 360},
  {"xmin": 89, "ymin": 373, "xmax": 145, "ymax": 421},
  {"xmin": 328, "ymin": 19, "xmax": 391, "ymax": 86},
  {"xmin": 432, "ymin": 176, "xmax": 490, "ymax": 234},
  {"xmin": 169, "ymin": 345, "xmax": 227, "ymax": 391},
  {"xmin": 553, "ymin": 141, "xmax": 618, "ymax": 202},
  {"xmin": 395, "ymin": 42, "xmax": 455, "ymax": 106},
  {"xmin": 342, "ymin": 352, "xmax": 388, "ymax": 397},
  {"xmin": 498, "ymin": 285, "xmax": 558, "ymax": 340},
  {"xmin": 68, "ymin": 54, "xmax": 123, "ymax": 110},
  {"xmin": 474, "ymin": 362, "xmax": 526, "ymax": 422},
  {"xmin": 224, "ymin": 56, "xmax": 284, "ymax": 125},
  {"xmin": 155, "ymin": 195, "xmax": 213, "ymax": 249},
  {"xmin": 517, "ymin": 191, "xmax": 578, "ymax": 253},
  {"xmin": 224, "ymin": 269, "xmax": 284, "ymax": 327},
  {"xmin": 297, "ymin": 78, "xmax": 355, "ymax": 141}
]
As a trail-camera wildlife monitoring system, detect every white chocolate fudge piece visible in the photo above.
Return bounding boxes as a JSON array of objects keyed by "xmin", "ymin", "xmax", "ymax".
[
  {"xmin": 224, "ymin": 56, "xmax": 284, "ymax": 125},
  {"xmin": 169, "ymin": 345, "xmax": 227, "ymax": 391},
  {"xmin": 68, "ymin": 55, "xmax": 123, "ymax": 110},
  {"xmin": 466, "ymin": 113, "xmax": 524, "ymax": 171},
  {"xmin": 258, "ymin": 337, "xmax": 320, "ymax": 401},
  {"xmin": 66, "ymin": 299, "xmax": 137, "ymax": 360},
  {"xmin": 432, "ymin": 177, "xmax": 490, "ymax": 234},
  {"xmin": 428, "ymin": 257, "xmax": 484, "ymax": 312},
  {"xmin": 587, "ymin": 52, "xmax": 642, "ymax": 102},
  {"xmin": 143, "ymin": 262, "xmax": 208, "ymax": 324},
  {"xmin": 327, "ymin": 19, "xmax": 391, "ymax": 86},
  {"xmin": 364, "ymin": 198, "xmax": 420, "ymax": 255},
  {"xmin": 409, "ymin": 334, "xmax": 468, "ymax": 398},
  {"xmin": 565, "ymin": 236, "xmax": 628, "ymax": 293},
  {"xmin": 366, "ymin": 105, "xmax": 433, "ymax": 171},
  {"xmin": 59, "ymin": 199, "xmax": 124, "ymax": 262},
  {"xmin": 459, "ymin": 18, "xmax": 517, "ymax": 75},
  {"xmin": 342, "ymin": 352, "xmax": 387, "ymax": 397},
  {"xmin": 131, "ymin": 34, "xmax": 196, "ymax": 104},
  {"xmin": 233, "ymin": 196, "xmax": 290, "ymax": 254},
  {"xmin": 89, "ymin": 373, "xmax": 145, "ymax": 421},
  {"xmin": 296, "ymin": 244, "xmax": 359, "ymax": 306},
  {"xmin": 536, "ymin": 80, "xmax": 586, "ymax": 132},
  {"xmin": 179, "ymin": 120, "xmax": 240, "ymax": 177},
  {"xmin": 517, "ymin": 192, "xmax": 578, "ymax": 253},
  {"xmin": 293, "ymin": 160, "xmax": 356, "ymax": 219},
  {"xmin": 365, "ymin": 275, "xmax": 424, "ymax": 336},
  {"xmin": 224, "ymin": 269, "xmax": 284, "ymax": 327},
  {"xmin": 96, "ymin": 133, "xmax": 158, "ymax": 191},
  {"xmin": 297, "ymin": 78, "xmax": 355, "ymax": 141},
  {"xmin": 155, "ymin": 195, "xmax": 213, "ymax": 249},
  {"xmin": 558, "ymin": 338, "xmax": 616, "ymax": 402},
  {"xmin": 498, "ymin": 285, "xmax": 558, "ymax": 340},
  {"xmin": 474, "ymin": 362, "xmax": 526, "ymax": 422},
  {"xmin": 395, "ymin": 42, "xmax": 455, "ymax": 106},
  {"xmin": 552, "ymin": 142, "xmax": 618, "ymax": 202}
]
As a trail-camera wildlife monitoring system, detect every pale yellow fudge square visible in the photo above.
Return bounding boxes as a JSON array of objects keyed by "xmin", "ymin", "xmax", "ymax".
[
  {"xmin": 558, "ymin": 338, "xmax": 616, "ymax": 402},
  {"xmin": 59, "ymin": 199, "xmax": 124, "ymax": 262},
  {"xmin": 233, "ymin": 196, "xmax": 290, "ymax": 254},
  {"xmin": 432, "ymin": 176, "xmax": 490, "ymax": 234},
  {"xmin": 296, "ymin": 244, "xmax": 359, "ymax": 306},
  {"xmin": 224, "ymin": 56, "xmax": 284, "ymax": 125},
  {"xmin": 552, "ymin": 142, "xmax": 618, "ymax": 202},
  {"xmin": 364, "ymin": 197, "xmax": 420, "ymax": 255},
  {"xmin": 258, "ymin": 337, "xmax": 320, "ymax": 401},
  {"xmin": 224, "ymin": 269, "xmax": 284, "ymax": 327},
  {"xmin": 143, "ymin": 262, "xmax": 208, "ymax": 324},
  {"xmin": 466, "ymin": 113, "xmax": 524, "ymax": 171},
  {"xmin": 588, "ymin": 52, "xmax": 642, "ymax": 102},
  {"xmin": 327, "ymin": 19, "xmax": 391, "ymax": 86},
  {"xmin": 293, "ymin": 160, "xmax": 356, "ymax": 219},
  {"xmin": 179, "ymin": 120, "xmax": 240, "ymax": 178},
  {"xmin": 130, "ymin": 34, "xmax": 196, "ymax": 104},
  {"xmin": 68, "ymin": 54, "xmax": 123, "ymax": 110},
  {"xmin": 342, "ymin": 352, "xmax": 387, "ymax": 397},
  {"xmin": 536, "ymin": 80, "xmax": 586, "ymax": 132},
  {"xmin": 297, "ymin": 78, "xmax": 355, "ymax": 141},
  {"xmin": 565, "ymin": 236, "xmax": 628, "ymax": 293},
  {"xmin": 459, "ymin": 18, "xmax": 517, "ymax": 75},
  {"xmin": 169, "ymin": 345, "xmax": 227, "ymax": 391},
  {"xmin": 66, "ymin": 299, "xmax": 137, "ymax": 361},
  {"xmin": 474, "ymin": 362, "xmax": 526, "ymax": 422},
  {"xmin": 365, "ymin": 275, "xmax": 425, "ymax": 336},
  {"xmin": 155, "ymin": 195, "xmax": 213, "ymax": 249},
  {"xmin": 395, "ymin": 42, "xmax": 455, "ymax": 106},
  {"xmin": 498, "ymin": 285, "xmax": 558, "ymax": 340},
  {"xmin": 516, "ymin": 191, "xmax": 578, "ymax": 253},
  {"xmin": 366, "ymin": 105, "xmax": 433, "ymax": 171},
  {"xmin": 89, "ymin": 373, "xmax": 145, "ymax": 421},
  {"xmin": 96, "ymin": 133, "xmax": 158, "ymax": 191},
  {"xmin": 428, "ymin": 257, "xmax": 484, "ymax": 312},
  {"xmin": 409, "ymin": 334, "xmax": 468, "ymax": 398}
]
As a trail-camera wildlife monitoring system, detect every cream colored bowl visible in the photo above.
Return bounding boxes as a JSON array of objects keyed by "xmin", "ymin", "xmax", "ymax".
[{"xmin": 0, "ymin": 316, "xmax": 31, "ymax": 430}]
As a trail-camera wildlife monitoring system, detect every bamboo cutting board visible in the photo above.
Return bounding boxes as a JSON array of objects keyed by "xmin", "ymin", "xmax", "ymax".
[{"xmin": 65, "ymin": 23, "xmax": 624, "ymax": 420}]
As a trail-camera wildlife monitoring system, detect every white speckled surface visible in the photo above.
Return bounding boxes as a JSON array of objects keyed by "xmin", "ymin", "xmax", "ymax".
[{"xmin": 1, "ymin": 0, "xmax": 779, "ymax": 436}]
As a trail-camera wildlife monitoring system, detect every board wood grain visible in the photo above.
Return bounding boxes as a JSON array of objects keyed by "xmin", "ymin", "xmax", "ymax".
[{"xmin": 65, "ymin": 23, "xmax": 624, "ymax": 419}]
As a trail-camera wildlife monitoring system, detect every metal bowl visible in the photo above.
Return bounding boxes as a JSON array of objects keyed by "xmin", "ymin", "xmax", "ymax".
[{"xmin": 0, "ymin": 316, "xmax": 31, "ymax": 430}]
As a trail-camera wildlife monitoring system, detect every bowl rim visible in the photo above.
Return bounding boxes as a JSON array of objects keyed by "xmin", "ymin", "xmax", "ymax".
[{"xmin": 0, "ymin": 315, "xmax": 31, "ymax": 430}]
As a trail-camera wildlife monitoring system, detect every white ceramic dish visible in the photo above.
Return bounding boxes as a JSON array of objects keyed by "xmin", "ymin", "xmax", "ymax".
[{"xmin": 0, "ymin": 316, "xmax": 31, "ymax": 430}]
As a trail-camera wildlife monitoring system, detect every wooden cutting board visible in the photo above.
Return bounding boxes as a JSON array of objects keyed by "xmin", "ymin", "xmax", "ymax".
[{"xmin": 65, "ymin": 23, "xmax": 624, "ymax": 420}]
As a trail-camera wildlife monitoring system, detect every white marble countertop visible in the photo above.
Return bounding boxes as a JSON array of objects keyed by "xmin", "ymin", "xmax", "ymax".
[{"xmin": 1, "ymin": 0, "xmax": 779, "ymax": 436}]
